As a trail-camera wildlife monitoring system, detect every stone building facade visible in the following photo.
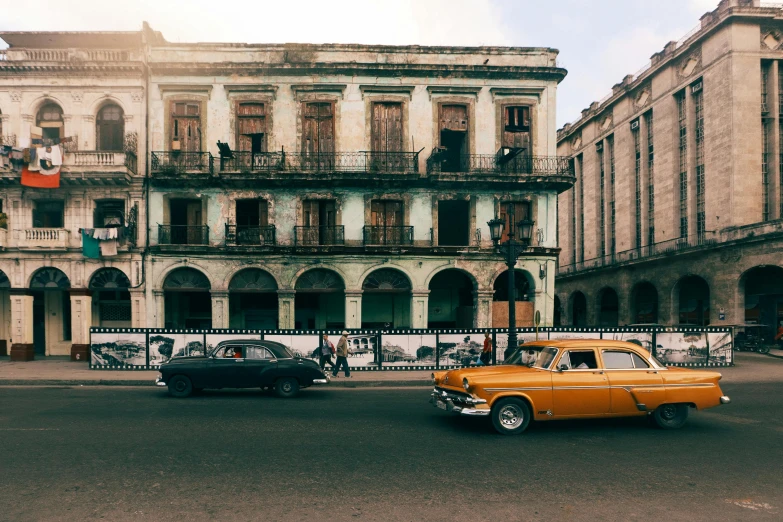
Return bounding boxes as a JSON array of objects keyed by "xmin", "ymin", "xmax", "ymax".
[
  {"xmin": 0, "ymin": 24, "xmax": 573, "ymax": 358},
  {"xmin": 555, "ymin": 0, "xmax": 783, "ymax": 341}
]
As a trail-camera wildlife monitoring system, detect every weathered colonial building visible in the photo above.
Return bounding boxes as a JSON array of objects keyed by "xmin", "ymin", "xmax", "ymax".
[
  {"xmin": 556, "ymin": 0, "xmax": 783, "ymax": 340},
  {"xmin": 0, "ymin": 24, "xmax": 573, "ymax": 358}
]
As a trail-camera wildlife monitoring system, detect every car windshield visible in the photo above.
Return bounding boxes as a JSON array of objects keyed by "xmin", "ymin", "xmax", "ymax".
[{"xmin": 505, "ymin": 346, "xmax": 558, "ymax": 369}]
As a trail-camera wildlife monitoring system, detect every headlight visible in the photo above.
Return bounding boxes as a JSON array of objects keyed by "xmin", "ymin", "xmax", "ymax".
[{"xmin": 463, "ymin": 378, "xmax": 470, "ymax": 391}]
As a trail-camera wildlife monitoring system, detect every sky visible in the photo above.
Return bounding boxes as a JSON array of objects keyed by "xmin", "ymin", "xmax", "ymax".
[{"xmin": 0, "ymin": 0, "xmax": 722, "ymax": 127}]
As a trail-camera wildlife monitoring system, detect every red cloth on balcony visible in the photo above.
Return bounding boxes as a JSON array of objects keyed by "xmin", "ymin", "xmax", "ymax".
[{"xmin": 21, "ymin": 165, "xmax": 60, "ymax": 188}]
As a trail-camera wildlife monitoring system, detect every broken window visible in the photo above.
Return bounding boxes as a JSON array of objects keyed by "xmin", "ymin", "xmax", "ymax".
[
  {"xmin": 170, "ymin": 102, "xmax": 201, "ymax": 153},
  {"xmin": 438, "ymin": 200, "xmax": 470, "ymax": 246},
  {"xmin": 502, "ymin": 106, "xmax": 530, "ymax": 149},
  {"xmin": 369, "ymin": 200, "xmax": 404, "ymax": 244},
  {"xmin": 302, "ymin": 102, "xmax": 334, "ymax": 154},
  {"xmin": 438, "ymin": 104, "xmax": 468, "ymax": 172},
  {"xmin": 32, "ymin": 200, "xmax": 65, "ymax": 228},
  {"xmin": 37, "ymin": 103, "xmax": 64, "ymax": 144},
  {"xmin": 236, "ymin": 102, "xmax": 267, "ymax": 154},
  {"xmin": 302, "ymin": 199, "xmax": 338, "ymax": 245},
  {"xmin": 499, "ymin": 201, "xmax": 531, "ymax": 243},
  {"xmin": 93, "ymin": 199, "xmax": 125, "ymax": 228},
  {"xmin": 97, "ymin": 104, "xmax": 124, "ymax": 152}
]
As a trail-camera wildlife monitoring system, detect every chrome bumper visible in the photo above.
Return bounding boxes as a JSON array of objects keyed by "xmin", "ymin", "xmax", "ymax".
[
  {"xmin": 155, "ymin": 375, "xmax": 166, "ymax": 387},
  {"xmin": 720, "ymin": 395, "xmax": 731, "ymax": 405},
  {"xmin": 312, "ymin": 374, "xmax": 331, "ymax": 385},
  {"xmin": 430, "ymin": 389, "xmax": 489, "ymax": 417}
]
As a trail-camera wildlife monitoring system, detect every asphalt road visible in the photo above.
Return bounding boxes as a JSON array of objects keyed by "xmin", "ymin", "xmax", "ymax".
[{"xmin": 1, "ymin": 382, "xmax": 781, "ymax": 522}]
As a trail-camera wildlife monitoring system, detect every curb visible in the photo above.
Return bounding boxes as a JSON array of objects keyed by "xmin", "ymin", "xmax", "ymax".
[
  {"xmin": 0, "ymin": 379, "xmax": 431, "ymax": 388},
  {"xmin": 765, "ymin": 352, "xmax": 783, "ymax": 360}
]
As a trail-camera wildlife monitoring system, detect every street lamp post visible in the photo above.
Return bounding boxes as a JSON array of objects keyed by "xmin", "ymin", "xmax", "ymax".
[{"xmin": 487, "ymin": 205, "xmax": 534, "ymax": 359}]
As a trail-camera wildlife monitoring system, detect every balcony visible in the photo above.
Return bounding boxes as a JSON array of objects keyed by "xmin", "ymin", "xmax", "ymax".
[
  {"xmin": 20, "ymin": 228, "xmax": 70, "ymax": 249},
  {"xmin": 157, "ymin": 225, "xmax": 209, "ymax": 246},
  {"xmin": 363, "ymin": 226, "xmax": 414, "ymax": 247},
  {"xmin": 0, "ymin": 150, "xmax": 136, "ymax": 186},
  {"xmin": 151, "ymin": 152, "xmax": 214, "ymax": 178},
  {"xmin": 225, "ymin": 224, "xmax": 276, "ymax": 247},
  {"xmin": 294, "ymin": 226, "xmax": 345, "ymax": 248}
]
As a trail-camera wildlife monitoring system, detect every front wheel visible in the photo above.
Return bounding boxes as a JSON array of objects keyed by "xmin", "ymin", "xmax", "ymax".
[
  {"xmin": 167, "ymin": 375, "xmax": 193, "ymax": 398},
  {"xmin": 491, "ymin": 398, "xmax": 531, "ymax": 435},
  {"xmin": 757, "ymin": 345, "xmax": 770, "ymax": 354},
  {"xmin": 652, "ymin": 403, "xmax": 689, "ymax": 429},
  {"xmin": 275, "ymin": 377, "xmax": 300, "ymax": 398}
]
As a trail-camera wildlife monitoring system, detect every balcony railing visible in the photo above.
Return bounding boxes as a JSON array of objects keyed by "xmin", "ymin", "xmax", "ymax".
[
  {"xmin": 217, "ymin": 151, "xmax": 419, "ymax": 174},
  {"xmin": 426, "ymin": 151, "xmax": 573, "ymax": 176},
  {"xmin": 225, "ymin": 224, "xmax": 276, "ymax": 246},
  {"xmin": 363, "ymin": 226, "xmax": 414, "ymax": 246},
  {"xmin": 63, "ymin": 151, "xmax": 127, "ymax": 167},
  {"xmin": 124, "ymin": 152, "xmax": 137, "ymax": 174},
  {"xmin": 7, "ymin": 49, "xmax": 132, "ymax": 61},
  {"xmin": 157, "ymin": 225, "xmax": 209, "ymax": 246},
  {"xmin": 294, "ymin": 226, "xmax": 345, "ymax": 247},
  {"xmin": 22, "ymin": 228, "xmax": 70, "ymax": 248},
  {"xmin": 151, "ymin": 152, "xmax": 213, "ymax": 175}
]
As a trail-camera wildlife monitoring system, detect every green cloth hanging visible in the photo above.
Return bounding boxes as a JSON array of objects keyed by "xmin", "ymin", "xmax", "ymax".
[{"xmin": 82, "ymin": 230, "xmax": 100, "ymax": 259}]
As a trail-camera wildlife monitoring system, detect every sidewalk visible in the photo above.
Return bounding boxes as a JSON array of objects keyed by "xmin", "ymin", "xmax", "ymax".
[{"xmin": 0, "ymin": 352, "xmax": 780, "ymax": 387}]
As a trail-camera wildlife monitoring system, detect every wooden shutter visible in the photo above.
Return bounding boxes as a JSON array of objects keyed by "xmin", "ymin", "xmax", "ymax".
[
  {"xmin": 303, "ymin": 200, "xmax": 319, "ymax": 227},
  {"xmin": 502, "ymin": 106, "xmax": 531, "ymax": 149},
  {"xmin": 371, "ymin": 103, "xmax": 403, "ymax": 152},
  {"xmin": 303, "ymin": 103, "xmax": 334, "ymax": 154},
  {"xmin": 440, "ymin": 105, "xmax": 468, "ymax": 132},
  {"xmin": 258, "ymin": 200, "xmax": 269, "ymax": 226},
  {"xmin": 237, "ymin": 103, "xmax": 266, "ymax": 153},
  {"xmin": 321, "ymin": 200, "xmax": 336, "ymax": 227},
  {"xmin": 171, "ymin": 102, "xmax": 201, "ymax": 152},
  {"xmin": 500, "ymin": 201, "xmax": 530, "ymax": 242}
]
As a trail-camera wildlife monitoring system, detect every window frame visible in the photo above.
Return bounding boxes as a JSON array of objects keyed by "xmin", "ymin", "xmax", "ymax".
[{"xmin": 557, "ymin": 349, "xmax": 599, "ymax": 370}]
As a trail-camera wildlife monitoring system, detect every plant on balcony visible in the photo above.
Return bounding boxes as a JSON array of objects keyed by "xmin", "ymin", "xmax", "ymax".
[
  {"xmin": 124, "ymin": 131, "xmax": 138, "ymax": 154},
  {"xmin": 0, "ymin": 212, "xmax": 7, "ymax": 229}
]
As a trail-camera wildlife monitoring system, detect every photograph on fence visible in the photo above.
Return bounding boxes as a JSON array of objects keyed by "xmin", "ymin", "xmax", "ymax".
[
  {"xmin": 655, "ymin": 330, "xmax": 731, "ymax": 365},
  {"xmin": 91, "ymin": 332, "xmax": 147, "ymax": 367},
  {"xmin": 381, "ymin": 334, "xmax": 436, "ymax": 367},
  {"xmin": 205, "ymin": 334, "xmax": 262, "ymax": 355},
  {"xmin": 265, "ymin": 334, "xmax": 321, "ymax": 360},
  {"xmin": 437, "ymin": 333, "xmax": 487, "ymax": 367},
  {"xmin": 346, "ymin": 333, "xmax": 381, "ymax": 367},
  {"xmin": 601, "ymin": 331, "xmax": 654, "ymax": 353},
  {"xmin": 547, "ymin": 330, "xmax": 597, "ymax": 340},
  {"xmin": 149, "ymin": 333, "xmax": 205, "ymax": 366},
  {"xmin": 495, "ymin": 332, "xmax": 540, "ymax": 363}
]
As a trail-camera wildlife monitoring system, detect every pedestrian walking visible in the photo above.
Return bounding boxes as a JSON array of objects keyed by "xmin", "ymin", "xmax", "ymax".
[
  {"xmin": 332, "ymin": 331, "xmax": 352, "ymax": 378},
  {"xmin": 480, "ymin": 332, "xmax": 492, "ymax": 365},
  {"xmin": 319, "ymin": 334, "xmax": 335, "ymax": 371}
]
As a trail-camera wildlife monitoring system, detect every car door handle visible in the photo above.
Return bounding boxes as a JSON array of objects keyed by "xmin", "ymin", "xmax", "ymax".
[
  {"xmin": 235, "ymin": 359, "xmax": 243, "ymax": 362},
  {"xmin": 647, "ymin": 371, "xmax": 658, "ymax": 374}
]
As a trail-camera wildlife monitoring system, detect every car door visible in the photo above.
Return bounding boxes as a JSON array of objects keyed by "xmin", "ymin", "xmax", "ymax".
[
  {"xmin": 204, "ymin": 344, "xmax": 247, "ymax": 388},
  {"xmin": 241, "ymin": 345, "xmax": 279, "ymax": 387},
  {"xmin": 602, "ymin": 349, "xmax": 665, "ymax": 414},
  {"xmin": 550, "ymin": 349, "xmax": 611, "ymax": 417}
]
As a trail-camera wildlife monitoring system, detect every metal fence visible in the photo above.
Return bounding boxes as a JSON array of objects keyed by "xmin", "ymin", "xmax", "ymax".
[
  {"xmin": 426, "ymin": 152, "xmax": 573, "ymax": 176},
  {"xmin": 225, "ymin": 224, "xmax": 276, "ymax": 246},
  {"xmin": 294, "ymin": 225, "xmax": 345, "ymax": 247},
  {"xmin": 151, "ymin": 152, "xmax": 214, "ymax": 175},
  {"xmin": 216, "ymin": 151, "xmax": 420, "ymax": 174},
  {"xmin": 363, "ymin": 226, "xmax": 414, "ymax": 246},
  {"xmin": 157, "ymin": 225, "xmax": 210, "ymax": 246}
]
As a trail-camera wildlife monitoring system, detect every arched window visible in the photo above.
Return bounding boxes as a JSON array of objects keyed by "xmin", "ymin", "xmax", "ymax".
[
  {"xmin": 37, "ymin": 103, "xmax": 64, "ymax": 144},
  {"xmin": 97, "ymin": 104, "xmax": 124, "ymax": 151}
]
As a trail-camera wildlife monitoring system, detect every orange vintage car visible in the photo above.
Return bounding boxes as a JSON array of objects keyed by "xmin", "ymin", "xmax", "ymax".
[{"xmin": 430, "ymin": 339, "xmax": 731, "ymax": 435}]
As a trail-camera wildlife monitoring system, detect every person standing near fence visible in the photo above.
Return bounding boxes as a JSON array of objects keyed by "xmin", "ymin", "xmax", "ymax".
[
  {"xmin": 481, "ymin": 332, "xmax": 492, "ymax": 365},
  {"xmin": 332, "ymin": 331, "xmax": 352, "ymax": 378},
  {"xmin": 319, "ymin": 334, "xmax": 335, "ymax": 371}
]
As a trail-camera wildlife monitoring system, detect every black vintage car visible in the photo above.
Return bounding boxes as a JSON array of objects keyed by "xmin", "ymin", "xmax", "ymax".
[{"xmin": 156, "ymin": 340, "xmax": 329, "ymax": 398}]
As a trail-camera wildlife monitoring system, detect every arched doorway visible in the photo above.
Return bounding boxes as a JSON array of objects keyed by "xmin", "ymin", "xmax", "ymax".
[
  {"xmin": 553, "ymin": 296, "xmax": 562, "ymax": 326},
  {"xmin": 228, "ymin": 269, "xmax": 278, "ymax": 329},
  {"xmin": 0, "ymin": 270, "xmax": 10, "ymax": 353},
  {"xmin": 428, "ymin": 269, "xmax": 474, "ymax": 328},
  {"xmin": 631, "ymin": 282, "xmax": 658, "ymax": 324},
  {"xmin": 361, "ymin": 268, "xmax": 412, "ymax": 329},
  {"xmin": 571, "ymin": 291, "xmax": 587, "ymax": 326},
  {"xmin": 30, "ymin": 267, "xmax": 71, "ymax": 355},
  {"xmin": 163, "ymin": 268, "xmax": 211, "ymax": 329},
  {"xmin": 598, "ymin": 288, "xmax": 619, "ymax": 326},
  {"xmin": 742, "ymin": 265, "xmax": 783, "ymax": 340},
  {"xmin": 676, "ymin": 275, "xmax": 710, "ymax": 326},
  {"xmin": 492, "ymin": 269, "xmax": 535, "ymax": 327},
  {"xmin": 295, "ymin": 269, "xmax": 345, "ymax": 330},
  {"xmin": 96, "ymin": 104, "xmax": 125, "ymax": 151},
  {"xmin": 37, "ymin": 102, "xmax": 64, "ymax": 143},
  {"xmin": 89, "ymin": 268, "xmax": 131, "ymax": 327}
]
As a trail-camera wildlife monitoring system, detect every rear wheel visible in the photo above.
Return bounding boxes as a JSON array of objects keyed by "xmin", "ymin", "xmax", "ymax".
[
  {"xmin": 167, "ymin": 375, "xmax": 193, "ymax": 398},
  {"xmin": 757, "ymin": 345, "xmax": 770, "ymax": 355},
  {"xmin": 652, "ymin": 403, "xmax": 689, "ymax": 429},
  {"xmin": 275, "ymin": 377, "xmax": 300, "ymax": 398},
  {"xmin": 491, "ymin": 398, "xmax": 531, "ymax": 435}
]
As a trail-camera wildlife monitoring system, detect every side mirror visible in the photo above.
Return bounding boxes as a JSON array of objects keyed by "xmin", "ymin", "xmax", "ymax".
[{"xmin": 558, "ymin": 364, "xmax": 569, "ymax": 372}]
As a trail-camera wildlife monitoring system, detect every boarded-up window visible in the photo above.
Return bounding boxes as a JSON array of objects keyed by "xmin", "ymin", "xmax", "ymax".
[
  {"xmin": 236, "ymin": 102, "xmax": 266, "ymax": 153},
  {"xmin": 170, "ymin": 102, "xmax": 202, "ymax": 153},
  {"xmin": 502, "ymin": 106, "xmax": 531, "ymax": 150},
  {"xmin": 97, "ymin": 104, "xmax": 124, "ymax": 151},
  {"xmin": 371, "ymin": 103, "xmax": 402, "ymax": 152},
  {"xmin": 499, "ymin": 201, "xmax": 531, "ymax": 243},
  {"xmin": 302, "ymin": 102, "xmax": 334, "ymax": 154},
  {"xmin": 371, "ymin": 200, "xmax": 403, "ymax": 227}
]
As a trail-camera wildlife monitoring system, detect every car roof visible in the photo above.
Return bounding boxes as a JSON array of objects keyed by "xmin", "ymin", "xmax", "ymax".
[{"xmin": 526, "ymin": 339, "xmax": 649, "ymax": 349}]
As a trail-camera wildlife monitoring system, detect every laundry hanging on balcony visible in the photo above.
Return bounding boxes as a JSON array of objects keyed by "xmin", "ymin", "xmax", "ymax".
[
  {"xmin": 21, "ymin": 144, "xmax": 63, "ymax": 188},
  {"xmin": 81, "ymin": 230, "xmax": 101, "ymax": 259},
  {"xmin": 80, "ymin": 227, "xmax": 121, "ymax": 258}
]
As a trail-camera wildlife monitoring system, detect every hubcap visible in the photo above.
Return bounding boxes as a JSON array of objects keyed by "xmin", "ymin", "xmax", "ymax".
[
  {"xmin": 175, "ymin": 380, "xmax": 186, "ymax": 392},
  {"xmin": 499, "ymin": 404, "xmax": 523, "ymax": 429},
  {"xmin": 661, "ymin": 405, "xmax": 677, "ymax": 420},
  {"xmin": 282, "ymin": 382, "xmax": 292, "ymax": 392}
]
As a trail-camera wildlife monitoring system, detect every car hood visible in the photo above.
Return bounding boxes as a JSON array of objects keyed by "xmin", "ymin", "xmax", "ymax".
[{"xmin": 439, "ymin": 365, "xmax": 541, "ymax": 385}]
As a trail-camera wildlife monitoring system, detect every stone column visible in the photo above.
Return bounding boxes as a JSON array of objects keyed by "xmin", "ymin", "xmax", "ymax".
[
  {"xmin": 474, "ymin": 290, "xmax": 495, "ymax": 328},
  {"xmin": 210, "ymin": 291, "xmax": 229, "ymax": 329},
  {"xmin": 277, "ymin": 290, "xmax": 295, "ymax": 330},
  {"xmin": 410, "ymin": 291, "xmax": 429, "ymax": 329},
  {"xmin": 9, "ymin": 289, "xmax": 34, "ymax": 361},
  {"xmin": 153, "ymin": 290, "xmax": 165, "ymax": 328},
  {"xmin": 344, "ymin": 291, "xmax": 362, "ymax": 329},
  {"xmin": 69, "ymin": 289, "xmax": 92, "ymax": 362},
  {"xmin": 129, "ymin": 289, "xmax": 146, "ymax": 328}
]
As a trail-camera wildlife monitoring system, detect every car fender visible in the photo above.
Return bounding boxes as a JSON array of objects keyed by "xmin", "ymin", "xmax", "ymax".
[{"xmin": 487, "ymin": 392, "xmax": 542, "ymax": 419}]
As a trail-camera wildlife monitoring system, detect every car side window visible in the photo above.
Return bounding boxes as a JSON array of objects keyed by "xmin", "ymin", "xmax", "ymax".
[
  {"xmin": 213, "ymin": 345, "xmax": 241, "ymax": 358},
  {"xmin": 568, "ymin": 350, "xmax": 598, "ymax": 369},
  {"xmin": 602, "ymin": 351, "xmax": 635, "ymax": 369},
  {"xmin": 631, "ymin": 353, "xmax": 650, "ymax": 368},
  {"xmin": 245, "ymin": 346, "xmax": 273, "ymax": 360},
  {"xmin": 557, "ymin": 351, "xmax": 572, "ymax": 369}
]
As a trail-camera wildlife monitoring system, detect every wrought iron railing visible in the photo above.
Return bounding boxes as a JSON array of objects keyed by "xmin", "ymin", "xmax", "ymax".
[
  {"xmin": 218, "ymin": 151, "xmax": 419, "ymax": 174},
  {"xmin": 363, "ymin": 226, "xmax": 414, "ymax": 246},
  {"xmin": 151, "ymin": 152, "xmax": 213, "ymax": 175},
  {"xmin": 0, "ymin": 134, "xmax": 16, "ymax": 147},
  {"xmin": 294, "ymin": 226, "xmax": 345, "ymax": 247},
  {"xmin": 426, "ymin": 152, "xmax": 572, "ymax": 176},
  {"xmin": 225, "ymin": 224, "xmax": 276, "ymax": 246},
  {"xmin": 157, "ymin": 225, "xmax": 209, "ymax": 246},
  {"xmin": 218, "ymin": 152, "xmax": 284, "ymax": 172}
]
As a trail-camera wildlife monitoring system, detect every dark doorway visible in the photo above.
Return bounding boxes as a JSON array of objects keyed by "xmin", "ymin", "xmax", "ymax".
[
  {"xmin": 302, "ymin": 200, "xmax": 338, "ymax": 245},
  {"xmin": 294, "ymin": 269, "xmax": 345, "ymax": 329},
  {"xmin": 169, "ymin": 199, "xmax": 202, "ymax": 245},
  {"xmin": 678, "ymin": 276, "xmax": 710, "ymax": 326},
  {"xmin": 97, "ymin": 104, "xmax": 124, "ymax": 151},
  {"xmin": 439, "ymin": 104, "xmax": 468, "ymax": 172},
  {"xmin": 554, "ymin": 296, "xmax": 562, "ymax": 326},
  {"xmin": 743, "ymin": 266, "xmax": 783, "ymax": 340},
  {"xmin": 33, "ymin": 293, "xmax": 45, "ymax": 355},
  {"xmin": 428, "ymin": 269, "xmax": 474, "ymax": 328},
  {"xmin": 572, "ymin": 292, "xmax": 587, "ymax": 326},
  {"xmin": 632, "ymin": 282, "xmax": 658, "ymax": 324},
  {"xmin": 599, "ymin": 288, "xmax": 619, "ymax": 326},
  {"xmin": 438, "ymin": 200, "xmax": 470, "ymax": 246}
]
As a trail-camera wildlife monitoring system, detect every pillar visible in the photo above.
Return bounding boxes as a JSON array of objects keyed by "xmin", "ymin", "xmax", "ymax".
[
  {"xmin": 211, "ymin": 291, "xmax": 229, "ymax": 329},
  {"xmin": 411, "ymin": 291, "xmax": 429, "ymax": 329},
  {"xmin": 345, "ymin": 291, "xmax": 362, "ymax": 329},
  {"xmin": 129, "ymin": 289, "xmax": 146, "ymax": 328},
  {"xmin": 153, "ymin": 290, "xmax": 165, "ymax": 328},
  {"xmin": 69, "ymin": 289, "xmax": 92, "ymax": 362},
  {"xmin": 277, "ymin": 290, "xmax": 295, "ymax": 330},
  {"xmin": 9, "ymin": 289, "xmax": 34, "ymax": 361},
  {"xmin": 474, "ymin": 290, "xmax": 494, "ymax": 328}
]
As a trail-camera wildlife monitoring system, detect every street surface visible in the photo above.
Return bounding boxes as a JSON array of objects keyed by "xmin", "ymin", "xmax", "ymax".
[{"xmin": 1, "ymin": 382, "xmax": 782, "ymax": 521}]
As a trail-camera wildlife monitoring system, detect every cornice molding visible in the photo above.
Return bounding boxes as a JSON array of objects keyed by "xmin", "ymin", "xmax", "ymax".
[
  {"xmin": 489, "ymin": 87, "xmax": 545, "ymax": 101},
  {"xmin": 157, "ymin": 83, "xmax": 214, "ymax": 99},
  {"xmin": 223, "ymin": 84, "xmax": 279, "ymax": 100},
  {"xmin": 358, "ymin": 85, "xmax": 415, "ymax": 99},
  {"xmin": 426, "ymin": 85, "xmax": 482, "ymax": 100},
  {"xmin": 290, "ymin": 84, "xmax": 347, "ymax": 99}
]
